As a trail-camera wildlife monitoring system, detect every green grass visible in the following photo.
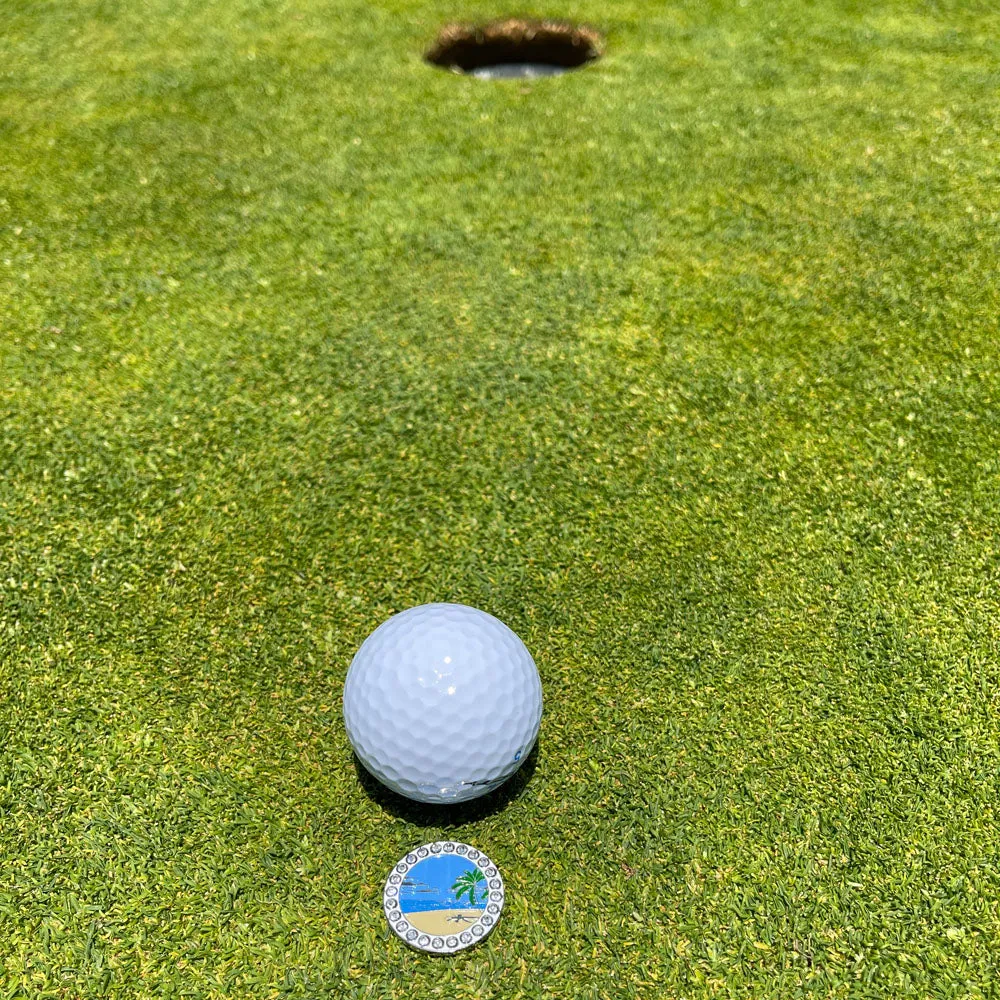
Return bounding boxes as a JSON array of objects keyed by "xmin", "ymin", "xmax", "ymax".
[{"xmin": 2, "ymin": 0, "xmax": 1000, "ymax": 995}]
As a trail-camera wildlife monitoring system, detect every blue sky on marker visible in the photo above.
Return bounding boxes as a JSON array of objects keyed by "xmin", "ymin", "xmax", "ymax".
[{"xmin": 399, "ymin": 856, "xmax": 485, "ymax": 913}]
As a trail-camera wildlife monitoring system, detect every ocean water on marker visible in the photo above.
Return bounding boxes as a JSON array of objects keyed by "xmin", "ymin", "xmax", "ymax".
[
  {"xmin": 470, "ymin": 63, "xmax": 568, "ymax": 79},
  {"xmin": 399, "ymin": 856, "xmax": 486, "ymax": 913}
]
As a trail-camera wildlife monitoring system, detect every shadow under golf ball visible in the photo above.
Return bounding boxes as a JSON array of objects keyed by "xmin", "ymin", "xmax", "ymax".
[{"xmin": 352, "ymin": 740, "xmax": 541, "ymax": 824}]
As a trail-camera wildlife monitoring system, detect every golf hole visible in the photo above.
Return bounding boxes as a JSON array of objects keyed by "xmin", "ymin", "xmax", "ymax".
[{"xmin": 426, "ymin": 19, "xmax": 603, "ymax": 80}]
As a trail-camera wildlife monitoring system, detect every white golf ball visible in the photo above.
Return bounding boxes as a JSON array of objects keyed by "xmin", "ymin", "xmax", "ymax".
[{"xmin": 343, "ymin": 603, "xmax": 542, "ymax": 804}]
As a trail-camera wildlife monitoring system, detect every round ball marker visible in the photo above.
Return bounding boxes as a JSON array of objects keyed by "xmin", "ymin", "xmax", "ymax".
[{"xmin": 383, "ymin": 842, "xmax": 505, "ymax": 954}]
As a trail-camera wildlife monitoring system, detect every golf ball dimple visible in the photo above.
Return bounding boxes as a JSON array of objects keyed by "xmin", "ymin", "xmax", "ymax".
[{"xmin": 343, "ymin": 603, "xmax": 542, "ymax": 804}]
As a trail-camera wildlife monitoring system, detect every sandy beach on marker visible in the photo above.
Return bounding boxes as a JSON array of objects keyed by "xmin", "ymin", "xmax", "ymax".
[{"xmin": 405, "ymin": 909, "xmax": 483, "ymax": 935}]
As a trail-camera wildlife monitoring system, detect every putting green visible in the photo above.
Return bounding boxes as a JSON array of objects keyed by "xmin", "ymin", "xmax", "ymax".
[{"xmin": 1, "ymin": 1, "xmax": 998, "ymax": 997}]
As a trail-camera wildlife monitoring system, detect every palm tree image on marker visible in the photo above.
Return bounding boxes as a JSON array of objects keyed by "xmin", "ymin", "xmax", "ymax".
[
  {"xmin": 396, "ymin": 854, "xmax": 487, "ymax": 935},
  {"xmin": 451, "ymin": 867, "xmax": 486, "ymax": 907}
]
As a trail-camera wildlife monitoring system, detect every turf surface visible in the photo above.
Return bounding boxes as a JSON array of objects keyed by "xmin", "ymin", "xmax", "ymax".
[{"xmin": 2, "ymin": 0, "xmax": 1000, "ymax": 996}]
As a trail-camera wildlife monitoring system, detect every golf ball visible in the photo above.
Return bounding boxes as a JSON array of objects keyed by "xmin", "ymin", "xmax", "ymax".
[{"xmin": 343, "ymin": 603, "xmax": 542, "ymax": 804}]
